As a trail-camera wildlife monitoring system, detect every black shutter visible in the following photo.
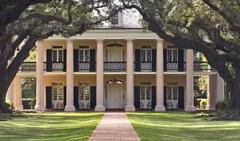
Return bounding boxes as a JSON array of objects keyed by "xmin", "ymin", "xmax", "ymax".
[
  {"xmin": 46, "ymin": 49, "xmax": 52, "ymax": 72},
  {"xmin": 178, "ymin": 86, "xmax": 185, "ymax": 109},
  {"xmin": 63, "ymin": 49, "xmax": 67, "ymax": 72},
  {"xmin": 135, "ymin": 49, "xmax": 141, "ymax": 71},
  {"xmin": 178, "ymin": 49, "xmax": 184, "ymax": 71},
  {"xmin": 74, "ymin": 86, "xmax": 79, "ymax": 109},
  {"xmin": 90, "ymin": 49, "xmax": 96, "ymax": 72},
  {"xmin": 164, "ymin": 86, "xmax": 167, "ymax": 107},
  {"xmin": 152, "ymin": 86, "xmax": 156, "ymax": 109},
  {"xmin": 46, "ymin": 86, "xmax": 52, "ymax": 109},
  {"xmin": 152, "ymin": 49, "xmax": 156, "ymax": 72},
  {"xmin": 90, "ymin": 86, "xmax": 96, "ymax": 109},
  {"xmin": 134, "ymin": 86, "xmax": 140, "ymax": 109},
  {"xmin": 163, "ymin": 49, "xmax": 167, "ymax": 71},
  {"xmin": 64, "ymin": 86, "xmax": 66, "ymax": 107},
  {"xmin": 74, "ymin": 49, "xmax": 79, "ymax": 72}
]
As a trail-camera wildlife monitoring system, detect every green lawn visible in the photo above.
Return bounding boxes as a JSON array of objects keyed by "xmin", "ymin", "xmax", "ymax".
[
  {"xmin": 0, "ymin": 112, "xmax": 103, "ymax": 141},
  {"xmin": 128, "ymin": 112, "xmax": 240, "ymax": 141}
]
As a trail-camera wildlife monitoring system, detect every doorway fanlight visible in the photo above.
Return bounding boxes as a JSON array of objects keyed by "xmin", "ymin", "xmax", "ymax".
[{"xmin": 106, "ymin": 79, "xmax": 123, "ymax": 84}]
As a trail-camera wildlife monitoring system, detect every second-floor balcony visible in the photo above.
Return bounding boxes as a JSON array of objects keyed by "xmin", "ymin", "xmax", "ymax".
[
  {"xmin": 104, "ymin": 62, "xmax": 126, "ymax": 72},
  {"xmin": 135, "ymin": 62, "xmax": 155, "ymax": 72},
  {"xmin": 194, "ymin": 61, "xmax": 214, "ymax": 72},
  {"xmin": 18, "ymin": 61, "xmax": 214, "ymax": 73},
  {"xmin": 19, "ymin": 62, "xmax": 36, "ymax": 72},
  {"xmin": 44, "ymin": 62, "xmax": 65, "ymax": 72},
  {"xmin": 164, "ymin": 61, "xmax": 185, "ymax": 72},
  {"xmin": 75, "ymin": 62, "xmax": 96, "ymax": 72}
]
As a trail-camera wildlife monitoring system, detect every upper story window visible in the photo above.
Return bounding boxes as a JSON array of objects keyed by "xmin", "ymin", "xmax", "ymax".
[
  {"xmin": 141, "ymin": 46, "xmax": 152, "ymax": 62},
  {"xmin": 111, "ymin": 13, "xmax": 119, "ymax": 25},
  {"xmin": 167, "ymin": 49, "xmax": 178, "ymax": 62},
  {"xmin": 79, "ymin": 46, "xmax": 90, "ymax": 62},
  {"xmin": 52, "ymin": 46, "xmax": 63, "ymax": 62}
]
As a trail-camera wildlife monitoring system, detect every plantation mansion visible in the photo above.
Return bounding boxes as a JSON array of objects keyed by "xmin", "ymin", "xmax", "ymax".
[{"xmin": 6, "ymin": 12, "xmax": 224, "ymax": 112}]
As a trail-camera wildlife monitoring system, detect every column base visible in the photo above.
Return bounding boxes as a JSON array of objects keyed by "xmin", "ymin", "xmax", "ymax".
[
  {"xmin": 15, "ymin": 105, "xmax": 23, "ymax": 111},
  {"xmin": 125, "ymin": 106, "xmax": 135, "ymax": 112},
  {"xmin": 155, "ymin": 106, "xmax": 165, "ymax": 112},
  {"xmin": 64, "ymin": 105, "xmax": 75, "ymax": 111},
  {"xmin": 34, "ymin": 105, "xmax": 45, "ymax": 112},
  {"xmin": 185, "ymin": 106, "xmax": 196, "ymax": 112},
  {"xmin": 206, "ymin": 105, "xmax": 215, "ymax": 110},
  {"xmin": 95, "ymin": 106, "xmax": 106, "ymax": 112}
]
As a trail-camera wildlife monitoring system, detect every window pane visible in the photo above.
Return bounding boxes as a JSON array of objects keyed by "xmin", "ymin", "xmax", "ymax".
[
  {"xmin": 167, "ymin": 50, "xmax": 172, "ymax": 62},
  {"xmin": 166, "ymin": 87, "xmax": 171, "ymax": 100},
  {"xmin": 79, "ymin": 50, "xmax": 84, "ymax": 62},
  {"xmin": 172, "ymin": 50, "xmax": 178, "ymax": 62},
  {"xmin": 85, "ymin": 50, "xmax": 90, "ymax": 62},
  {"xmin": 58, "ymin": 50, "xmax": 63, "ymax": 62},
  {"xmin": 173, "ymin": 87, "xmax": 178, "ymax": 100},
  {"xmin": 141, "ymin": 50, "xmax": 146, "ymax": 62},
  {"xmin": 147, "ymin": 50, "xmax": 152, "ymax": 62},
  {"xmin": 52, "ymin": 50, "xmax": 58, "ymax": 62}
]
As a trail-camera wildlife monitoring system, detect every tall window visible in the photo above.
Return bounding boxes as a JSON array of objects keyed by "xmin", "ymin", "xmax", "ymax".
[
  {"xmin": 167, "ymin": 49, "xmax": 178, "ymax": 62},
  {"xmin": 141, "ymin": 47, "xmax": 152, "ymax": 62},
  {"xmin": 79, "ymin": 83, "xmax": 90, "ymax": 109},
  {"xmin": 140, "ymin": 82, "xmax": 152, "ymax": 109},
  {"xmin": 52, "ymin": 46, "xmax": 63, "ymax": 62},
  {"xmin": 79, "ymin": 46, "xmax": 90, "ymax": 62},
  {"xmin": 52, "ymin": 82, "xmax": 64, "ymax": 109},
  {"xmin": 166, "ymin": 86, "xmax": 178, "ymax": 109}
]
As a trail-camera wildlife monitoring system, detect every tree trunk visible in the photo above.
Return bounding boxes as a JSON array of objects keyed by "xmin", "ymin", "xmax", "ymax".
[
  {"xmin": 0, "ymin": 72, "xmax": 12, "ymax": 113},
  {"xmin": 229, "ymin": 78, "xmax": 240, "ymax": 110}
]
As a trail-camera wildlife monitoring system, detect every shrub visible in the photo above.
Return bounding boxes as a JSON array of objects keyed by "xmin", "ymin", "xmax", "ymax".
[
  {"xmin": 200, "ymin": 99, "xmax": 207, "ymax": 109},
  {"xmin": 5, "ymin": 100, "xmax": 13, "ymax": 110},
  {"xmin": 215, "ymin": 100, "xmax": 229, "ymax": 111}
]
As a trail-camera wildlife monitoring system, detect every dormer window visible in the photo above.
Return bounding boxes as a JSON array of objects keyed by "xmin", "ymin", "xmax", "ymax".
[{"xmin": 111, "ymin": 13, "xmax": 119, "ymax": 25}]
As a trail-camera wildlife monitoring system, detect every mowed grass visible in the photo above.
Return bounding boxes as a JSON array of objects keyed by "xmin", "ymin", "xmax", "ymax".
[
  {"xmin": 0, "ymin": 112, "xmax": 103, "ymax": 141},
  {"xmin": 128, "ymin": 112, "xmax": 240, "ymax": 141}
]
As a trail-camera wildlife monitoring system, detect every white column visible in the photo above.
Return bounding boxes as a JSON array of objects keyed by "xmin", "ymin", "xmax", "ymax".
[
  {"xmin": 216, "ymin": 73, "xmax": 225, "ymax": 102},
  {"xmin": 65, "ymin": 40, "xmax": 75, "ymax": 111},
  {"xmin": 206, "ymin": 76, "xmax": 214, "ymax": 110},
  {"xmin": 125, "ymin": 39, "xmax": 135, "ymax": 111},
  {"xmin": 6, "ymin": 82, "xmax": 13, "ymax": 103},
  {"xmin": 13, "ymin": 76, "xmax": 23, "ymax": 111},
  {"xmin": 95, "ymin": 39, "xmax": 105, "ymax": 111},
  {"xmin": 185, "ymin": 49, "xmax": 196, "ymax": 112},
  {"xmin": 155, "ymin": 39, "xmax": 165, "ymax": 111},
  {"xmin": 35, "ymin": 40, "xmax": 45, "ymax": 111}
]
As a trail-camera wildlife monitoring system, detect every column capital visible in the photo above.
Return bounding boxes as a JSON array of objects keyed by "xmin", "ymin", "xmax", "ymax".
[
  {"xmin": 36, "ymin": 40, "xmax": 44, "ymax": 47},
  {"xmin": 156, "ymin": 38, "xmax": 164, "ymax": 42},
  {"xmin": 96, "ymin": 39, "xmax": 104, "ymax": 43},
  {"xmin": 67, "ymin": 39, "xmax": 74, "ymax": 43}
]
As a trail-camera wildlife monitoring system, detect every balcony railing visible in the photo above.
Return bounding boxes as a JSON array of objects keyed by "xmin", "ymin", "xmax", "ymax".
[
  {"xmin": 104, "ymin": 62, "xmax": 126, "ymax": 72},
  {"xmin": 140, "ymin": 62, "xmax": 152, "ymax": 71},
  {"xmin": 44, "ymin": 62, "xmax": 64, "ymax": 71},
  {"xmin": 78, "ymin": 62, "xmax": 95, "ymax": 72},
  {"xmin": 194, "ymin": 61, "xmax": 214, "ymax": 72},
  {"xmin": 166, "ymin": 61, "xmax": 179, "ymax": 71},
  {"xmin": 19, "ymin": 62, "xmax": 36, "ymax": 72},
  {"xmin": 52, "ymin": 62, "xmax": 64, "ymax": 71}
]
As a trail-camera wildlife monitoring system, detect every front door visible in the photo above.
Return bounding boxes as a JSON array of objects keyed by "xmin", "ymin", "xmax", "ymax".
[
  {"xmin": 107, "ymin": 83, "xmax": 124, "ymax": 109},
  {"xmin": 166, "ymin": 86, "xmax": 179, "ymax": 109}
]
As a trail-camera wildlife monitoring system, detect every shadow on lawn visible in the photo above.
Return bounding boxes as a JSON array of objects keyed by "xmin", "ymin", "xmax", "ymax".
[
  {"xmin": 0, "ymin": 112, "xmax": 103, "ymax": 141},
  {"xmin": 128, "ymin": 112, "xmax": 240, "ymax": 141}
]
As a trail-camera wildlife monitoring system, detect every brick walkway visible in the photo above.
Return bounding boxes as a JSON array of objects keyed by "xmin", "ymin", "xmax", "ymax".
[{"xmin": 89, "ymin": 112, "xmax": 141, "ymax": 141}]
